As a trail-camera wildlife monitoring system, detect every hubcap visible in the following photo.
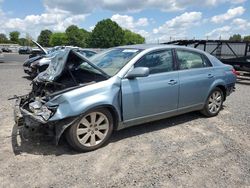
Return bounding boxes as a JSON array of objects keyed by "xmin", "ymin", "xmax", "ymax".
[
  {"xmin": 208, "ymin": 91, "xmax": 222, "ymax": 114},
  {"xmin": 76, "ymin": 112, "xmax": 109, "ymax": 147}
]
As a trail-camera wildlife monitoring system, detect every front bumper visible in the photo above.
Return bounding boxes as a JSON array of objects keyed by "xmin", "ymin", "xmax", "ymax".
[
  {"xmin": 14, "ymin": 99, "xmax": 78, "ymax": 144},
  {"xmin": 14, "ymin": 98, "xmax": 46, "ymax": 127},
  {"xmin": 14, "ymin": 98, "xmax": 24, "ymax": 126}
]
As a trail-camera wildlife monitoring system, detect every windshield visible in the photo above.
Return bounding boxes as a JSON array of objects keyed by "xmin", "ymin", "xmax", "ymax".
[{"xmin": 89, "ymin": 48, "xmax": 142, "ymax": 76}]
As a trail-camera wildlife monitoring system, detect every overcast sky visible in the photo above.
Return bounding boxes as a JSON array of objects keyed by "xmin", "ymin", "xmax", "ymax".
[{"xmin": 0, "ymin": 0, "xmax": 249, "ymax": 43}]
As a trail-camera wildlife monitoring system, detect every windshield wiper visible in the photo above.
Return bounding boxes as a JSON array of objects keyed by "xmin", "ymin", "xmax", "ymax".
[{"xmin": 73, "ymin": 50, "xmax": 110, "ymax": 79}]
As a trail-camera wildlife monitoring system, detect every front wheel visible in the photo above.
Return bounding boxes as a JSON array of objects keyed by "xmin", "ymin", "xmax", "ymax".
[
  {"xmin": 201, "ymin": 88, "xmax": 224, "ymax": 117},
  {"xmin": 66, "ymin": 108, "xmax": 113, "ymax": 152}
]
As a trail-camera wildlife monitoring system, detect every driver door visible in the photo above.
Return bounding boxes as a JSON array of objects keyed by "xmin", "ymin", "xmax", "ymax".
[{"xmin": 121, "ymin": 49, "xmax": 179, "ymax": 126}]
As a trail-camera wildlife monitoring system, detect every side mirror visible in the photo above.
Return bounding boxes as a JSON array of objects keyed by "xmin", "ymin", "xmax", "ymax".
[{"xmin": 126, "ymin": 67, "xmax": 149, "ymax": 79}]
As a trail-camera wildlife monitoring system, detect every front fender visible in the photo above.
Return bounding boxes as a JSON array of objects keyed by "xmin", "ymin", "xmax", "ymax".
[{"xmin": 48, "ymin": 78, "xmax": 122, "ymax": 122}]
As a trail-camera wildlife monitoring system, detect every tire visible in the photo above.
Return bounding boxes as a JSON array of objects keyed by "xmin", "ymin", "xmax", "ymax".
[
  {"xmin": 66, "ymin": 108, "xmax": 114, "ymax": 152},
  {"xmin": 201, "ymin": 87, "xmax": 224, "ymax": 117}
]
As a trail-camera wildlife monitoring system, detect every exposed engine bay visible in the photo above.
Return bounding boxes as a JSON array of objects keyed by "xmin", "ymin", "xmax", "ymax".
[
  {"xmin": 32, "ymin": 50, "xmax": 107, "ymax": 97},
  {"xmin": 16, "ymin": 49, "xmax": 108, "ymax": 125}
]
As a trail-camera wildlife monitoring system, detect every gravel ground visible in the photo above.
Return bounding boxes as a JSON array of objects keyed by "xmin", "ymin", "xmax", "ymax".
[{"xmin": 0, "ymin": 54, "xmax": 250, "ymax": 188}]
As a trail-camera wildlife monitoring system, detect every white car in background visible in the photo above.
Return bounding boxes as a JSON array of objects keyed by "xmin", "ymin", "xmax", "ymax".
[{"xmin": 0, "ymin": 49, "xmax": 4, "ymax": 63}]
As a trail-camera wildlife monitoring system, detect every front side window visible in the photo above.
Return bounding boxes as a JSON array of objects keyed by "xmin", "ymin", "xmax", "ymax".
[
  {"xmin": 176, "ymin": 50, "xmax": 211, "ymax": 70},
  {"xmin": 134, "ymin": 50, "xmax": 174, "ymax": 74}
]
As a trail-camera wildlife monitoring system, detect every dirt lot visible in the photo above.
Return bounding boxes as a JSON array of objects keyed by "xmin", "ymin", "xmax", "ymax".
[{"xmin": 0, "ymin": 54, "xmax": 250, "ymax": 188}]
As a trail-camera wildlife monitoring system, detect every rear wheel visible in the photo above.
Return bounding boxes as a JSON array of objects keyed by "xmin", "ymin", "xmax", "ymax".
[
  {"xmin": 66, "ymin": 108, "xmax": 113, "ymax": 152},
  {"xmin": 201, "ymin": 87, "xmax": 224, "ymax": 117}
]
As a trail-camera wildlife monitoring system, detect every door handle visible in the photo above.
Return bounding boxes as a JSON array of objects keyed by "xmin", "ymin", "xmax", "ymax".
[
  {"xmin": 168, "ymin": 79, "xmax": 178, "ymax": 85},
  {"xmin": 208, "ymin": 74, "xmax": 214, "ymax": 78}
]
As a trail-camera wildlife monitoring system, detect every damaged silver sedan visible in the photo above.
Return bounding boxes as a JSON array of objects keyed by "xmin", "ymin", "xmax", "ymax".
[{"xmin": 14, "ymin": 45, "xmax": 236, "ymax": 152}]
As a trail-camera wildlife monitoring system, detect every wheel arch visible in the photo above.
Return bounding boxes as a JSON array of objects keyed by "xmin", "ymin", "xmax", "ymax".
[
  {"xmin": 93, "ymin": 104, "xmax": 120, "ymax": 131},
  {"xmin": 206, "ymin": 79, "xmax": 227, "ymax": 101},
  {"xmin": 54, "ymin": 104, "xmax": 120, "ymax": 145},
  {"xmin": 215, "ymin": 85, "xmax": 227, "ymax": 101}
]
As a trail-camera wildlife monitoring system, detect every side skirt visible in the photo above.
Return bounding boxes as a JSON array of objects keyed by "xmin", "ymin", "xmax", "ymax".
[{"xmin": 117, "ymin": 103, "xmax": 203, "ymax": 130}]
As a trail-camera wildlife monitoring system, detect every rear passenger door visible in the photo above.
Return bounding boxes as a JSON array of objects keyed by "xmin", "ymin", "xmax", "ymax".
[{"xmin": 176, "ymin": 49, "xmax": 214, "ymax": 108}]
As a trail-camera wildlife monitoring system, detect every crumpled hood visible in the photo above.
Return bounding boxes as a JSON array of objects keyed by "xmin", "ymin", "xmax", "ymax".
[
  {"xmin": 34, "ymin": 48, "xmax": 70, "ymax": 82},
  {"xmin": 34, "ymin": 48, "xmax": 109, "ymax": 83}
]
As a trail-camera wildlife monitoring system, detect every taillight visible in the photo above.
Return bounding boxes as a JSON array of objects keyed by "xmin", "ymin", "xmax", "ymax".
[{"xmin": 232, "ymin": 68, "xmax": 239, "ymax": 76}]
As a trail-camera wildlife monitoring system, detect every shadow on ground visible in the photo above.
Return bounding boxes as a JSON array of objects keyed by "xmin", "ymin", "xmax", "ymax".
[
  {"xmin": 11, "ymin": 112, "xmax": 204, "ymax": 156},
  {"xmin": 22, "ymin": 75, "xmax": 33, "ymax": 81}
]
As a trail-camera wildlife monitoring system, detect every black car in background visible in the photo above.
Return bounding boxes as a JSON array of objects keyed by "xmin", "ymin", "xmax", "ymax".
[
  {"xmin": 18, "ymin": 46, "xmax": 32, "ymax": 54},
  {"xmin": 2, "ymin": 47, "xmax": 12, "ymax": 53},
  {"xmin": 29, "ymin": 48, "xmax": 45, "ymax": 58}
]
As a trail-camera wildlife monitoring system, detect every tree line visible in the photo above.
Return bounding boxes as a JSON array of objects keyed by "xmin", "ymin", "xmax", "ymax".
[
  {"xmin": 229, "ymin": 34, "xmax": 250, "ymax": 42},
  {"xmin": 0, "ymin": 19, "xmax": 145, "ymax": 48},
  {"xmin": 1, "ymin": 18, "xmax": 250, "ymax": 48}
]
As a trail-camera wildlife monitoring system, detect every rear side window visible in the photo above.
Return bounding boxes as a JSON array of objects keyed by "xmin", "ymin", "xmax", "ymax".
[
  {"xmin": 134, "ymin": 50, "xmax": 174, "ymax": 74},
  {"xmin": 176, "ymin": 50, "xmax": 211, "ymax": 70}
]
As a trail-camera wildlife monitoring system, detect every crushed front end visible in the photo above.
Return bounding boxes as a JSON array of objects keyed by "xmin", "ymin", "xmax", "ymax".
[
  {"xmin": 14, "ymin": 92, "xmax": 58, "ymax": 143},
  {"xmin": 14, "ymin": 48, "xmax": 109, "ymax": 144}
]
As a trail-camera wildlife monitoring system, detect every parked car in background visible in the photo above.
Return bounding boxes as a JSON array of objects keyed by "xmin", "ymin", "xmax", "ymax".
[
  {"xmin": 23, "ymin": 55, "xmax": 44, "ymax": 77},
  {"xmin": 0, "ymin": 49, "xmax": 4, "ymax": 63},
  {"xmin": 27, "ymin": 40, "xmax": 48, "ymax": 58},
  {"xmin": 23, "ymin": 41, "xmax": 63, "ymax": 77},
  {"xmin": 2, "ymin": 47, "xmax": 12, "ymax": 53},
  {"xmin": 29, "ymin": 48, "xmax": 45, "ymax": 58},
  {"xmin": 14, "ymin": 45, "xmax": 237, "ymax": 152},
  {"xmin": 18, "ymin": 46, "xmax": 32, "ymax": 54}
]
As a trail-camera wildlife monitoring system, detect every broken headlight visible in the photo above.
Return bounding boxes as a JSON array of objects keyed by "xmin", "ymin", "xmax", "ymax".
[{"xmin": 29, "ymin": 100, "xmax": 57, "ymax": 121}]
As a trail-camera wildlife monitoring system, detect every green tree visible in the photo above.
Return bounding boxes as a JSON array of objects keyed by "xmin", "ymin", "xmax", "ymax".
[
  {"xmin": 88, "ymin": 19, "xmax": 124, "ymax": 48},
  {"xmin": 49, "ymin": 32, "xmax": 68, "ymax": 46},
  {"xmin": 123, "ymin": 29, "xmax": 145, "ymax": 45},
  {"xmin": 66, "ymin": 25, "xmax": 90, "ymax": 47},
  {"xmin": 0, "ymin": 33, "xmax": 8, "ymax": 43},
  {"xmin": 9, "ymin": 31, "xmax": 20, "ymax": 43},
  {"xmin": 18, "ymin": 38, "xmax": 30, "ymax": 46},
  {"xmin": 243, "ymin": 35, "xmax": 250, "ymax": 42},
  {"xmin": 37, "ymin": 29, "xmax": 53, "ymax": 47},
  {"xmin": 229, "ymin": 34, "xmax": 242, "ymax": 41},
  {"xmin": 79, "ymin": 29, "xmax": 91, "ymax": 47}
]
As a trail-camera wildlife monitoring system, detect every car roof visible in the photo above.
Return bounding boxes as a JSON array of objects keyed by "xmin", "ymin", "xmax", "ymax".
[
  {"xmin": 116, "ymin": 44, "xmax": 209, "ymax": 55},
  {"xmin": 78, "ymin": 48, "xmax": 97, "ymax": 52},
  {"xmin": 117, "ymin": 44, "xmax": 167, "ymax": 50}
]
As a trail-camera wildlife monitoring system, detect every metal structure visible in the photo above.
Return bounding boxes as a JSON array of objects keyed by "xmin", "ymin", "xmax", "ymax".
[{"xmin": 164, "ymin": 40, "xmax": 250, "ymax": 72}]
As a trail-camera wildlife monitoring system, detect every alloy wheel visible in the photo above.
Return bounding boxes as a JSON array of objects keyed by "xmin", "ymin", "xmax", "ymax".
[
  {"xmin": 208, "ymin": 91, "xmax": 222, "ymax": 114},
  {"xmin": 76, "ymin": 112, "xmax": 109, "ymax": 147}
]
